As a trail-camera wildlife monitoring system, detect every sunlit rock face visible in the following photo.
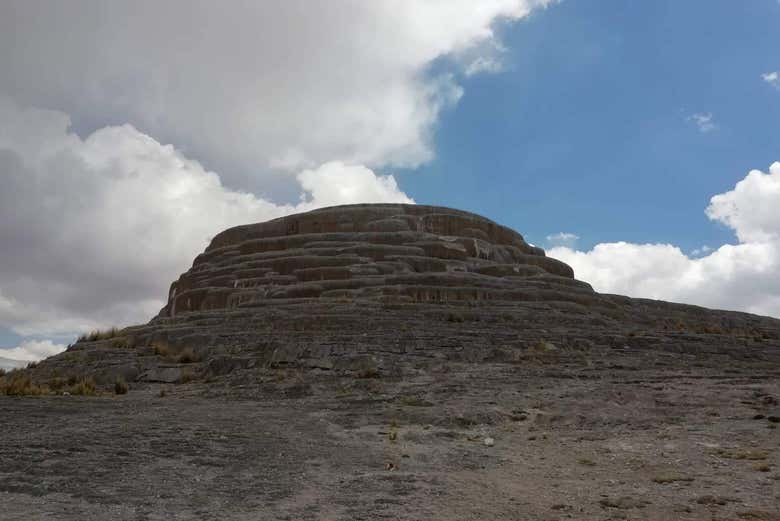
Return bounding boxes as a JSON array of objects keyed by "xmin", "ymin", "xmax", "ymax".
[{"xmin": 160, "ymin": 204, "xmax": 590, "ymax": 317}]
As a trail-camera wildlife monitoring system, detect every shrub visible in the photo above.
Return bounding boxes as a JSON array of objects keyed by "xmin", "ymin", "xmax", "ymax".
[{"xmin": 114, "ymin": 378, "xmax": 129, "ymax": 395}]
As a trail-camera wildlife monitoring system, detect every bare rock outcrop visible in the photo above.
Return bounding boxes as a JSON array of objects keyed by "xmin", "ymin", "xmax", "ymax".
[
  {"xmin": 159, "ymin": 204, "xmax": 581, "ymax": 317},
  {"xmin": 17, "ymin": 204, "xmax": 780, "ymax": 387}
]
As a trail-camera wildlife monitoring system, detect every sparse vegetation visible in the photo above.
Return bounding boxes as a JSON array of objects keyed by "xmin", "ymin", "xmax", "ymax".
[
  {"xmin": 153, "ymin": 341, "xmax": 172, "ymax": 358},
  {"xmin": 398, "ymin": 394, "xmax": 433, "ymax": 407},
  {"xmin": 652, "ymin": 471, "xmax": 694, "ymax": 484},
  {"xmin": 77, "ymin": 327, "xmax": 122, "ymax": 343},
  {"xmin": 177, "ymin": 348, "xmax": 200, "ymax": 364},
  {"xmin": 577, "ymin": 458, "xmax": 596, "ymax": 466},
  {"xmin": 446, "ymin": 311, "xmax": 464, "ymax": 323},
  {"xmin": 115, "ymin": 377, "xmax": 129, "ymax": 395},
  {"xmin": 152, "ymin": 342, "xmax": 200, "ymax": 363},
  {"xmin": 0, "ymin": 372, "xmax": 98, "ymax": 397},
  {"xmin": 180, "ymin": 369, "xmax": 195, "ymax": 383},
  {"xmin": 0, "ymin": 373, "xmax": 49, "ymax": 396},
  {"xmin": 109, "ymin": 336, "xmax": 133, "ymax": 349},
  {"xmin": 69, "ymin": 378, "xmax": 97, "ymax": 396},
  {"xmin": 710, "ymin": 448, "xmax": 769, "ymax": 460},
  {"xmin": 354, "ymin": 357, "xmax": 379, "ymax": 379}
]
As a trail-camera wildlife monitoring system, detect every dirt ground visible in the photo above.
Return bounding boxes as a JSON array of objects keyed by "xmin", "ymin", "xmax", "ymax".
[{"xmin": 2, "ymin": 348, "xmax": 779, "ymax": 521}]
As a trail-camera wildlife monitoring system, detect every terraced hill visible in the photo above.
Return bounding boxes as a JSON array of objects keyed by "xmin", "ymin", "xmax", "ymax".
[{"xmin": 3, "ymin": 204, "xmax": 780, "ymax": 520}]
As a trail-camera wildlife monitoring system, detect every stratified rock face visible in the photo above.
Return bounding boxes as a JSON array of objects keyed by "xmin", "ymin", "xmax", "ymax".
[
  {"xmin": 20, "ymin": 203, "xmax": 780, "ymax": 389},
  {"xmin": 160, "ymin": 204, "xmax": 588, "ymax": 317}
]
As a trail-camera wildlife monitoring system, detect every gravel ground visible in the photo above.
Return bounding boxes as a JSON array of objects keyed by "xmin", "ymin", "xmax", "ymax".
[{"xmin": 3, "ymin": 350, "xmax": 779, "ymax": 521}]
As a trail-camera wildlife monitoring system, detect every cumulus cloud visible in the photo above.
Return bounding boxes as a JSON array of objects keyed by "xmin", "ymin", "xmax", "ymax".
[
  {"xmin": 688, "ymin": 112, "xmax": 717, "ymax": 133},
  {"xmin": 690, "ymin": 245, "xmax": 712, "ymax": 257},
  {"xmin": 0, "ymin": 340, "xmax": 66, "ymax": 364},
  {"xmin": 0, "ymin": 97, "xmax": 413, "ymax": 337},
  {"xmin": 762, "ymin": 71, "xmax": 780, "ymax": 89},
  {"xmin": 549, "ymin": 163, "xmax": 780, "ymax": 318},
  {"xmin": 0, "ymin": 0, "xmax": 550, "ymax": 193},
  {"xmin": 546, "ymin": 232, "xmax": 580, "ymax": 248}
]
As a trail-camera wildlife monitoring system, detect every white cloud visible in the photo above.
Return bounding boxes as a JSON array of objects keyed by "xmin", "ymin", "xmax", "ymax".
[
  {"xmin": 546, "ymin": 232, "xmax": 580, "ymax": 248},
  {"xmin": 0, "ymin": 97, "xmax": 413, "ymax": 337},
  {"xmin": 549, "ymin": 162, "xmax": 780, "ymax": 318},
  {"xmin": 690, "ymin": 245, "xmax": 712, "ymax": 257},
  {"xmin": 0, "ymin": 340, "xmax": 66, "ymax": 363},
  {"xmin": 688, "ymin": 112, "xmax": 717, "ymax": 133},
  {"xmin": 705, "ymin": 164, "xmax": 780, "ymax": 243},
  {"xmin": 762, "ymin": 71, "xmax": 780, "ymax": 89},
  {"xmin": 0, "ymin": 1, "xmax": 550, "ymax": 193}
]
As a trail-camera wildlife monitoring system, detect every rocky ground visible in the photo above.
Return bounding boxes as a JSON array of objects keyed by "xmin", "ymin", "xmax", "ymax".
[
  {"xmin": 2, "ymin": 342, "xmax": 779, "ymax": 521},
  {"xmin": 4, "ymin": 204, "xmax": 780, "ymax": 519}
]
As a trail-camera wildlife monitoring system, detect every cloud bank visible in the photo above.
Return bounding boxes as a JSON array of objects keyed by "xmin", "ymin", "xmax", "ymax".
[
  {"xmin": 0, "ymin": 97, "xmax": 412, "ymax": 340},
  {"xmin": 0, "ymin": 1, "xmax": 550, "ymax": 191},
  {"xmin": 550, "ymin": 163, "xmax": 780, "ymax": 318}
]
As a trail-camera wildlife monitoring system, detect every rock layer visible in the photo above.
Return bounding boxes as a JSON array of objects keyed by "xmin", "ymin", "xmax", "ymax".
[
  {"xmin": 160, "ymin": 204, "xmax": 584, "ymax": 317},
  {"xmin": 17, "ymin": 204, "xmax": 780, "ymax": 387}
]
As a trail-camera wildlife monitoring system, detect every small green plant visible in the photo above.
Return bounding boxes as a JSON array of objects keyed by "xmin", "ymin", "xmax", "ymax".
[
  {"xmin": 577, "ymin": 458, "xmax": 596, "ymax": 466},
  {"xmin": 114, "ymin": 377, "xmax": 128, "ymax": 395}
]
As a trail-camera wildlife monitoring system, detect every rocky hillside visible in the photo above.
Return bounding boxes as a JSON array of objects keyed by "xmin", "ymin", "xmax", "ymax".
[{"xmin": 11, "ymin": 203, "xmax": 780, "ymax": 390}]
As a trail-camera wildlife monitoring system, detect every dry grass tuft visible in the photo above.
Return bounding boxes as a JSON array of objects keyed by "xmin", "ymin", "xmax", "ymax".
[
  {"xmin": 114, "ymin": 377, "xmax": 129, "ymax": 395},
  {"xmin": 69, "ymin": 378, "xmax": 97, "ymax": 396},
  {"xmin": 0, "ymin": 373, "xmax": 49, "ymax": 396},
  {"xmin": 176, "ymin": 348, "xmax": 200, "ymax": 364},
  {"xmin": 78, "ymin": 327, "xmax": 121, "ymax": 343},
  {"xmin": 652, "ymin": 471, "xmax": 694, "ymax": 484},
  {"xmin": 711, "ymin": 448, "xmax": 769, "ymax": 460},
  {"xmin": 179, "ymin": 369, "xmax": 195, "ymax": 383}
]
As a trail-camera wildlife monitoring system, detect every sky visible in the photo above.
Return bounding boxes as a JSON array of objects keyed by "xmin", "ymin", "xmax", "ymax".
[{"xmin": 1, "ymin": 0, "xmax": 779, "ymax": 363}]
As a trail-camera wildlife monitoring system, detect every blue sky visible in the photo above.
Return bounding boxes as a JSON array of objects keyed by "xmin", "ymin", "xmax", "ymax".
[
  {"xmin": 1, "ymin": 1, "xmax": 779, "ymax": 361},
  {"xmin": 405, "ymin": 0, "xmax": 780, "ymax": 252}
]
